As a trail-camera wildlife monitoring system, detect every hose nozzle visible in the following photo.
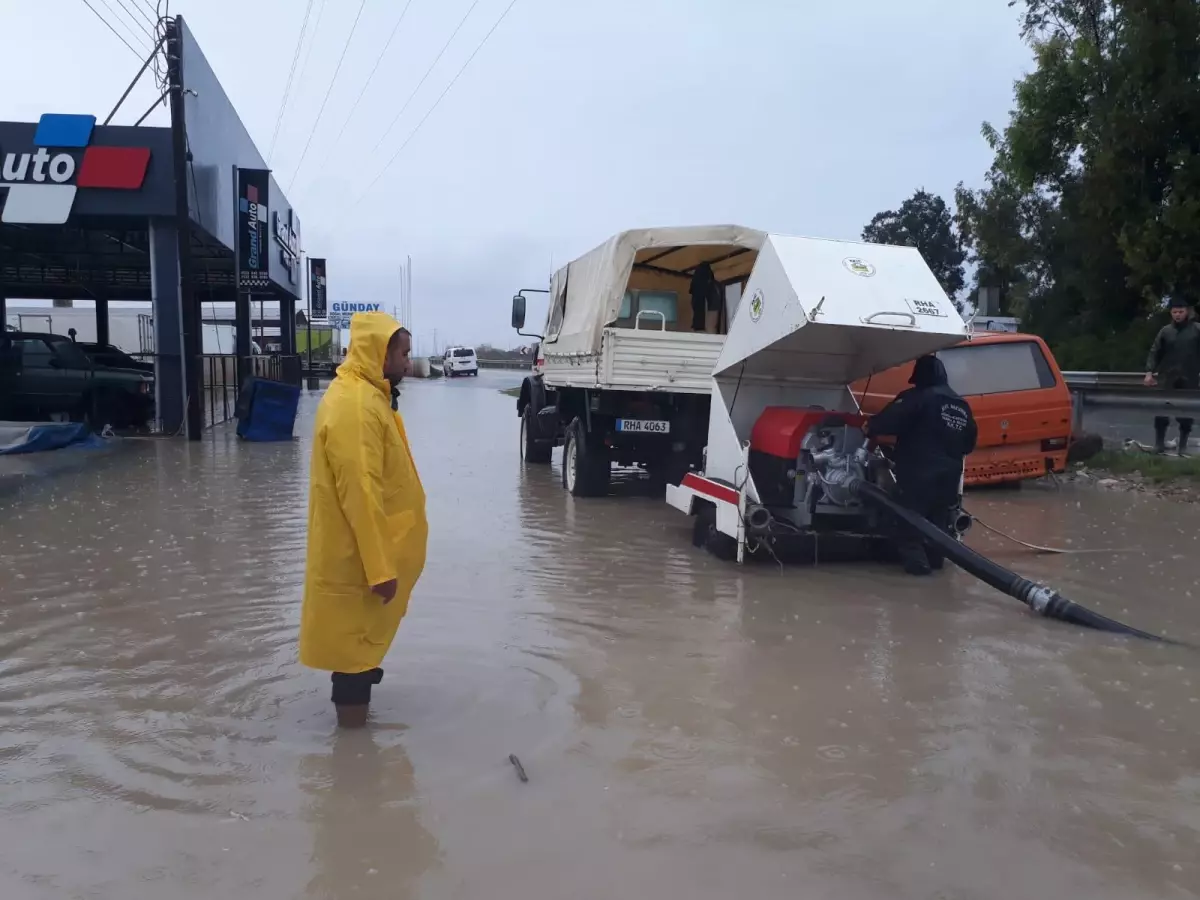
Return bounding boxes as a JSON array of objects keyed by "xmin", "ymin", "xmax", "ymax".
[{"xmin": 745, "ymin": 504, "xmax": 772, "ymax": 534}]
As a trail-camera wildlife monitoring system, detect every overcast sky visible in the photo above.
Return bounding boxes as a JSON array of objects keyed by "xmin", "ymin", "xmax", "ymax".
[{"xmin": 2, "ymin": 0, "xmax": 1031, "ymax": 349}]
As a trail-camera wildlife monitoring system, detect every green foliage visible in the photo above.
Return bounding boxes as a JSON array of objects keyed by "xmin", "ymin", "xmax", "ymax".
[
  {"xmin": 862, "ymin": 189, "xmax": 967, "ymax": 304},
  {"xmin": 957, "ymin": 0, "xmax": 1200, "ymax": 369}
]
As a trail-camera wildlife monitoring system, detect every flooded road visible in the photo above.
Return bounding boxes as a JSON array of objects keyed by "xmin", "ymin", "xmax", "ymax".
[{"xmin": 1, "ymin": 369, "xmax": 1198, "ymax": 899}]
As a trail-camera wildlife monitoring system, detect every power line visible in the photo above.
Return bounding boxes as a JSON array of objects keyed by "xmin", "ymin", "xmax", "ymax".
[
  {"xmin": 111, "ymin": 0, "xmax": 156, "ymax": 44},
  {"xmin": 267, "ymin": 0, "xmax": 316, "ymax": 163},
  {"xmin": 293, "ymin": 0, "xmax": 329, "ymax": 98},
  {"xmin": 95, "ymin": 0, "xmax": 153, "ymax": 50},
  {"xmin": 115, "ymin": 0, "xmax": 156, "ymax": 33},
  {"xmin": 285, "ymin": 0, "xmax": 368, "ymax": 192},
  {"xmin": 130, "ymin": 0, "xmax": 158, "ymax": 28},
  {"xmin": 80, "ymin": 0, "xmax": 149, "ymax": 60},
  {"xmin": 350, "ymin": 0, "xmax": 520, "ymax": 205},
  {"xmin": 301, "ymin": 0, "xmax": 417, "ymax": 189},
  {"xmin": 367, "ymin": 0, "xmax": 482, "ymax": 159}
]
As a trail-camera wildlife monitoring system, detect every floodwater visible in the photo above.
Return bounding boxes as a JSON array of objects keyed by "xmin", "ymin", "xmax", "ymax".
[{"xmin": 1, "ymin": 369, "xmax": 1198, "ymax": 900}]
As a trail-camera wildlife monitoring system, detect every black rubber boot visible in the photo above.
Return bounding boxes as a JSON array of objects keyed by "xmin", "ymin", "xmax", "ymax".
[
  {"xmin": 898, "ymin": 540, "xmax": 932, "ymax": 576},
  {"xmin": 1179, "ymin": 428, "xmax": 1191, "ymax": 458},
  {"xmin": 1154, "ymin": 418, "xmax": 1169, "ymax": 454}
]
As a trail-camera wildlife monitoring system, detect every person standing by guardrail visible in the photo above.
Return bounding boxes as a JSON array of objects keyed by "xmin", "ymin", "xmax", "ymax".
[{"xmin": 1145, "ymin": 297, "xmax": 1200, "ymax": 455}]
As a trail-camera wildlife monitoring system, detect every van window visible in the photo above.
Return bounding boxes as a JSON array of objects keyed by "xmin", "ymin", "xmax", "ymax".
[
  {"xmin": 937, "ymin": 341, "xmax": 1057, "ymax": 395},
  {"xmin": 452, "ymin": 348, "xmax": 475, "ymax": 358}
]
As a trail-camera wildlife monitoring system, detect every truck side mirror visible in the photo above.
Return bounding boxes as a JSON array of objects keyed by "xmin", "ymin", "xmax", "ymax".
[{"xmin": 511, "ymin": 294, "xmax": 526, "ymax": 330}]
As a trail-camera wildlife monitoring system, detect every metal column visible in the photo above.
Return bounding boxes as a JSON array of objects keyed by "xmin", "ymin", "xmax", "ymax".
[
  {"xmin": 166, "ymin": 16, "xmax": 203, "ymax": 439},
  {"xmin": 280, "ymin": 296, "xmax": 296, "ymax": 355},
  {"xmin": 94, "ymin": 295, "xmax": 110, "ymax": 347},
  {"xmin": 149, "ymin": 218, "xmax": 185, "ymax": 433},
  {"xmin": 235, "ymin": 289, "xmax": 252, "ymax": 387}
]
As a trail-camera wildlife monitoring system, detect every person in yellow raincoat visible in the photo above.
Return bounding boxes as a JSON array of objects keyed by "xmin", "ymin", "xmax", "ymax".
[{"xmin": 300, "ymin": 311, "xmax": 428, "ymax": 728}]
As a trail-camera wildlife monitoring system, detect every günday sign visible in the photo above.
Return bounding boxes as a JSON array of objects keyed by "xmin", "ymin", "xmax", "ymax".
[{"xmin": 327, "ymin": 301, "xmax": 381, "ymax": 328}]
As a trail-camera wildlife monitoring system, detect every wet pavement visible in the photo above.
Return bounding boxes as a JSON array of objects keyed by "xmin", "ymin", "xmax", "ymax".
[{"xmin": 1, "ymin": 369, "xmax": 1198, "ymax": 899}]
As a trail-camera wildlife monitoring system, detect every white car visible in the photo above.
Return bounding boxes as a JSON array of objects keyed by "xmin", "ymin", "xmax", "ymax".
[{"xmin": 444, "ymin": 346, "xmax": 479, "ymax": 377}]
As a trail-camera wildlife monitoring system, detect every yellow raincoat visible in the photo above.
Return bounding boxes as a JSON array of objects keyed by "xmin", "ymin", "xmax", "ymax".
[{"xmin": 299, "ymin": 311, "xmax": 428, "ymax": 674}]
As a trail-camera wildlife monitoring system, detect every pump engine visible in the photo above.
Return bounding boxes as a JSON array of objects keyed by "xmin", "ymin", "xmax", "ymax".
[{"xmin": 747, "ymin": 407, "xmax": 879, "ymax": 531}]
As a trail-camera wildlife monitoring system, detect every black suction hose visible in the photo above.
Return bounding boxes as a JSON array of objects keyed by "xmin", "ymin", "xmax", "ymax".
[{"xmin": 850, "ymin": 479, "xmax": 1169, "ymax": 643}]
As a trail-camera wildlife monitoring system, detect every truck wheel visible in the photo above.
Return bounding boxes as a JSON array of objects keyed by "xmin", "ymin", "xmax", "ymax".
[
  {"xmin": 520, "ymin": 408, "xmax": 552, "ymax": 463},
  {"xmin": 562, "ymin": 417, "xmax": 610, "ymax": 496},
  {"xmin": 692, "ymin": 504, "xmax": 737, "ymax": 561}
]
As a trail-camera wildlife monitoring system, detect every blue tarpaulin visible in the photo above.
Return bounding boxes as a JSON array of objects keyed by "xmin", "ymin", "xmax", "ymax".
[
  {"xmin": 0, "ymin": 422, "xmax": 105, "ymax": 455},
  {"xmin": 236, "ymin": 378, "xmax": 301, "ymax": 441}
]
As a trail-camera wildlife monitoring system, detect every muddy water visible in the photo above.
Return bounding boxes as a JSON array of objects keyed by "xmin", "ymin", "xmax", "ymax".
[{"xmin": 1, "ymin": 370, "xmax": 1198, "ymax": 899}]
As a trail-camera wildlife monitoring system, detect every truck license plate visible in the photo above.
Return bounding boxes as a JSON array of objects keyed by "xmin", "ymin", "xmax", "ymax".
[{"xmin": 616, "ymin": 419, "xmax": 670, "ymax": 434}]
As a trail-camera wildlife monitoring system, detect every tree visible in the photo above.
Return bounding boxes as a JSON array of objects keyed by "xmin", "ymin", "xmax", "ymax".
[
  {"xmin": 955, "ymin": 0, "xmax": 1200, "ymax": 369},
  {"xmin": 861, "ymin": 189, "xmax": 967, "ymax": 305}
]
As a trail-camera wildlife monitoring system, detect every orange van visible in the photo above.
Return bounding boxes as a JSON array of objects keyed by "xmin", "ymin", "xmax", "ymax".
[{"xmin": 852, "ymin": 332, "xmax": 1073, "ymax": 486}]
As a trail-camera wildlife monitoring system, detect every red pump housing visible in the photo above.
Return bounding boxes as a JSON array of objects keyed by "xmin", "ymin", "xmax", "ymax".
[
  {"xmin": 750, "ymin": 408, "xmax": 866, "ymax": 458},
  {"xmin": 748, "ymin": 407, "xmax": 867, "ymax": 506}
]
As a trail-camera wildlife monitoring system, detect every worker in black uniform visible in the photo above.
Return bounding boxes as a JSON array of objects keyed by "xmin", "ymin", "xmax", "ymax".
[
  {"xmin": 866, "ymin": 354, "xmax": 978, "ymax": 576},
  {"xmin": 1144, "ymin": 297, "xmax": 1200, "ymax": 455}
]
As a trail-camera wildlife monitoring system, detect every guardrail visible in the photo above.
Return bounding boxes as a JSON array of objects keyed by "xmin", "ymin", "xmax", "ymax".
[
  {"xmin": 431, "ymin": 357, "xmax": 532, "ymax": 371},
  {"xmin": 1061, "ymin": 371, "xmax": 1200, "ymax": 436}
]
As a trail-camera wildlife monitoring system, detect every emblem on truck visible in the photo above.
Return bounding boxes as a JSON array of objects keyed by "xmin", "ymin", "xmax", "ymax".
[
  {"xmin": 749, "ymin": 289, "xmax": 764, "ymax": 322},
  {"xmin": 842, "ymin": 257, "xmax": 876, "ymax": 277}
]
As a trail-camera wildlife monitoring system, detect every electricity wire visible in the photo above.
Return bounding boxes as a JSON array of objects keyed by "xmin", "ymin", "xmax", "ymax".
[
  {"xmin": 268, "ymin": 0, "xmax": 316, "ymax": 163},
  {"xmin": 294, "ymin": 0, "xmax": 329, "ymax": 101},
  {"xmin": 80, "ymin": 0, "xmax": 149, "ymax": 60},
  {"xmin": 350, "ymin": 0, "xmax": 520, "ymax": 207},
  {"xmin": 131, "ymin": 0, "xmax": 158, "ymax": 27},
  {"xmin": 286, "ymin": 0, "xmax": 369, "ymax": 192},
  {"xmin": 366, "ymin": 0, "xmax": 483, "ymax": 158},
  {"xmin": 111, "ymin": 0, "xmax": 156, "ymax": 43},
  {"xmin": 302, "ymin": 0, "xmax": 417, "ymax": 190},
  {"xmin": 94, "ymin": 0, "xmax": 153, "ymax": 51}
]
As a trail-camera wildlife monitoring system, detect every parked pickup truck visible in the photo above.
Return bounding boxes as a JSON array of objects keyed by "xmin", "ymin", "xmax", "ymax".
[{"xmin": 0, "ymin": 331, "xmax": 154, "ymax": 429}]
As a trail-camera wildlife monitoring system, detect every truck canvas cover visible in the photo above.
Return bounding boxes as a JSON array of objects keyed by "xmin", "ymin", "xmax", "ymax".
[{"xmin": 545, "ymin": 225, "xmax": 766, "ymax": 357}]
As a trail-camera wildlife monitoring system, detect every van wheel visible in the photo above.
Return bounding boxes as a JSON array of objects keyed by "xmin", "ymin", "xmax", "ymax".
[
  {"xmin": 562, "ymin": 417, "xmax": 610, "ymax": 496},
  {"xmin": 692, "ymin": 504, "xmax": 737, "ymax": 560},
  {"xmin": 520, "ymin": 408, "xmax": 552, "ymax": 463}
]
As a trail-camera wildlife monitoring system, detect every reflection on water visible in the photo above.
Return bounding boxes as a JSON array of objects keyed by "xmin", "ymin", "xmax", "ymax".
[
  {"xmin": 0, "ymin": 371, "xmax": 1197, "ymax": 899},
  {"xmin": 302, "ymin": 729, "xmax": 439, "ymax": 900}
]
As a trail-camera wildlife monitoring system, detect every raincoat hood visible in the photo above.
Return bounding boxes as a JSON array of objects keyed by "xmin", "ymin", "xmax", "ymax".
[
  {"xmin": 337, "ymin": 311, "xmax": 403, "ymax": 395},
  {"xmin": 909, "ymin": 354, "xmax": 949, "ymax": 388}
]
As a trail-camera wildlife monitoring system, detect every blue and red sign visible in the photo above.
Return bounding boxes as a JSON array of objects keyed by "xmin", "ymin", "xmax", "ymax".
[{"xmin": 0, "ymin": 113, "xmax": 151, "ymax": 225}]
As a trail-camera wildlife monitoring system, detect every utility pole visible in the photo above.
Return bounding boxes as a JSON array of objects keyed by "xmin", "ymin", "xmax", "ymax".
[{"xmin": 166, "ymin": 16, "xmax": 203, "ymax": 439}]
